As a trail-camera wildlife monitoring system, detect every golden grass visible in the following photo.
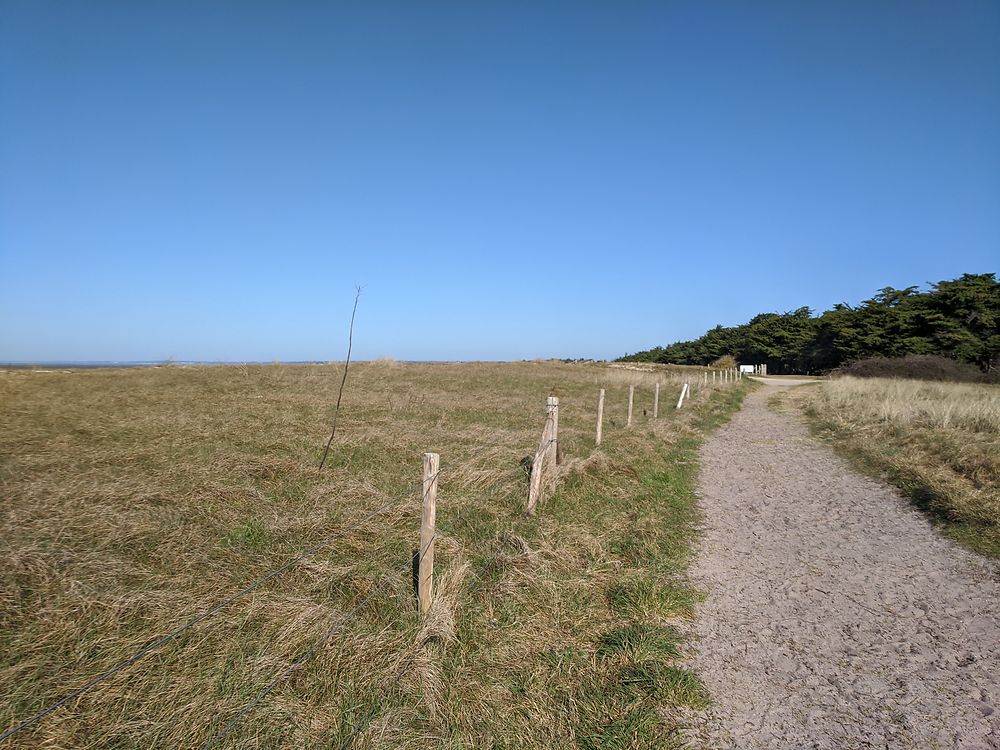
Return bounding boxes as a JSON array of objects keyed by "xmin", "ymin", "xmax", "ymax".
[
  {"xmin": 788, "ymin": 376, "xmax": 1000, "ymax": 556},
  {"xmin": 0, "ymin": 361, "xmax": 745, "ymax": 748}
]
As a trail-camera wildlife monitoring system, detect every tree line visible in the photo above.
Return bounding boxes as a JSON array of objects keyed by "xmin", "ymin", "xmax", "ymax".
[{"xmin": 618, "ymin": 273, "xmax": 1000, "ymax": 374}]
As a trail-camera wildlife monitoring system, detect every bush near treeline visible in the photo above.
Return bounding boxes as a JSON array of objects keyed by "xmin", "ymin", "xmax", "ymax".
[
  {"xmin": 833, "ymin": 355, "xmax": 999, "ymax": 384},
  {"xmin": 619, "ymin": 273, "xmax": 1000, "ymax": 375}
]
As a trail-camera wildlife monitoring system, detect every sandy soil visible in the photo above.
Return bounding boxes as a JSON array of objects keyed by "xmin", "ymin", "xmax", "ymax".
[{"xmin": 683, "ymin": 382, "xmax": 1000, "ymax": 749}]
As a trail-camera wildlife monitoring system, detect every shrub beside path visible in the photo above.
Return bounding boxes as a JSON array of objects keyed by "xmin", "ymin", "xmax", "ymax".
[{"xmin": 683, "ymin": 382, "xmax": 1000, "ymax": 749}]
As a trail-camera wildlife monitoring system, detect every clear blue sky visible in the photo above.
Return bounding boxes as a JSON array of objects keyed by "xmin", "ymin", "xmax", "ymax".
[{"xmin": 2, "ymin": 1, "xmax": 998, "ymax": 362}]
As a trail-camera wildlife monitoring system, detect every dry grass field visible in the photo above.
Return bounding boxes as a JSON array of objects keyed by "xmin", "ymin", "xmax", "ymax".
[
  {"xmin": 786, "ymin": 376, "xmax": 1000, "ymax": 557},
  {"xmin": 1, "ymin": 361, "xmax": 748, "ymax": 749}
]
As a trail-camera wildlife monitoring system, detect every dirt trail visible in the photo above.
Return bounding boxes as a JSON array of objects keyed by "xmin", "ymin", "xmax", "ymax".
[{"xmin": 683, "ymin": 383, "xmax": 1000, "ymax": 749}]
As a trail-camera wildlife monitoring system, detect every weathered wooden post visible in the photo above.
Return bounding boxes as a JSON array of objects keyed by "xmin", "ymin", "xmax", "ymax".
[
  {"xmin": 547, "ymin": 396, "xmax": 560, "ymax": 465},
  {"xmin": 676, "ymin": 382, "xmax": 687, "ymax": 409},
  {"xmin": 627, "ymin": 384, "xmax": 634, "ymax": 427},
  {"xmin": 418, "ymin": 452, "xmax": 439, "ymax": 616},
  {"xmin": 596, "ymin": 388, "xmax": 605, "ymax": 445},
  {"xmin": 527, "ymin": 399, "xmax": 556, "ymax": 515},
  {"xmin": 653, "ymin": 382, "xmax": 660, "ymax": 418}
]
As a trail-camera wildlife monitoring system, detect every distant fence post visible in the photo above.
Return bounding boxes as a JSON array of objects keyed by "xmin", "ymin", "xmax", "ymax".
[
  {"xmin": 547, "ymin": 396, "xmax": 560, "ymax": 465},
  {"xmin": 627, "ymin": 384, "xmax": 634, "ymax": 427},
  {"xmin": 653, "ymin": 382, "xmax": 660, "ymax": 418},
  {"xmin": 596, "ymin": 388, "xmax": 605, "ymax": 445},
  {"xmin": 712, "ymin": 370, "xmax": 716, "ymax": 384},
  {"xmin": 418, "ymin": 452, "xmax": 439, "ymax": 616}
]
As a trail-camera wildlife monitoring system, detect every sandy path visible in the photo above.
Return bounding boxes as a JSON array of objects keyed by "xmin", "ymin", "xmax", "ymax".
[{"xmin": 683, "ymin": 383, "xmax": 1000, "ymax": 749}]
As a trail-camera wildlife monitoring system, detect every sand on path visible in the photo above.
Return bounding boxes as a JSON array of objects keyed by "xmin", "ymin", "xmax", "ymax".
[{"xmin": 684, "ymin": 381, "xmax": 1000, "ymax": 749}]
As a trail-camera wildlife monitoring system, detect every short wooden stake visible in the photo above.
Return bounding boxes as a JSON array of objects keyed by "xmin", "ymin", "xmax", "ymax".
[
  {"xmin": 627, "ymin": 384, "xmax": 634, "ymax": 427},
  {"xmin": 676, "ymin": 382, "xmax": 687, "ymax": 409},
  {"xmin": 547, "ymin": 396, "xmax": 560, "ymax": 465},
  {"xmin": 596, "ymin": 388, "xmax": 605, "ymax": 445},
  {"xmin": 418, "ymin": 452, "xmax": 439, "ymax": 616},
  {"xmin": 653, "ymin": 383, "xmax": 660, "ymax": 418},
  {"xmin": 712, "ymin": 370, "xmax": 716, "ymax": 384},
  {"xmin": 527, "ymin": 401, "xmax": 555, "ymax": 515}
]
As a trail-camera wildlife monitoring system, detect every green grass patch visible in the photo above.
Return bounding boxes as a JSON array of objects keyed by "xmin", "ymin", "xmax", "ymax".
[
  {"xmin": 222, "ymin": 519, "xmax": 270, "ymax": 551},
  {"xmin": 608, "ymin": 578, "xmax": 700, "ymax": 620},
  {"xmin": 596, "ymin": 624, "xmax": 683, "ymax": 661},
  {"xmin": 618, "ymin": 662, "xmax": 710, "ymax": 706}
]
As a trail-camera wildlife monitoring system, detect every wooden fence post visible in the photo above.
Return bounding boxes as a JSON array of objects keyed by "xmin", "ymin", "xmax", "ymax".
[
  {"xmin": 712, "ymin": 370, "xmax": 716, "ymax": 384},
  {"xmin": 527, "ymin": 401, "xmax": 554, "ymax": 515},
  {"xmin": 418, "ymin": 452, "xmax": 439, "ymax": 616},
  {"xmin": 653, "ymin": 382, "xmax": 660, "ymax": 418},
  {"xmin": 676, "ymin": 382, "xmax": 687, "ymax": 409},
  {"xmin": 596, "ymin": 388, "xmax": 605, "ymax": 445},
  {"xmin": 547, "ymin": 396, "xmax": 560, "ymax": 465},
  {"xmin": 627, "ymin": 384, "xmax": 634, "ymax": 427}
]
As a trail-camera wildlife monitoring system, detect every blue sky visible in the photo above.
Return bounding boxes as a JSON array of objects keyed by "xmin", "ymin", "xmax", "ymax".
[{"xmin": 1, "ymin": 1, "xmax": 997, "ymax": 362}]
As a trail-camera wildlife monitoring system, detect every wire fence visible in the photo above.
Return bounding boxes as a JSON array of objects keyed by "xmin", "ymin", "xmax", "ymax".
[{"xmin": 1, "ymin": 368, "xmax": 746, "ymax": 747}]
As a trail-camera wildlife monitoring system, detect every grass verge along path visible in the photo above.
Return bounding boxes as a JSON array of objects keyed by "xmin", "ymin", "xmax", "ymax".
[{"xmin": 779, "ymin": 377, "xmax": 1000, "ymax": 557}]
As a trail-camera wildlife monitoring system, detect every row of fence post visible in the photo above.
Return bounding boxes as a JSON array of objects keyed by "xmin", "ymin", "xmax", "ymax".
[{"xmin": 417, "ymin": 368, "xmax": 746, "ymax": 615}]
